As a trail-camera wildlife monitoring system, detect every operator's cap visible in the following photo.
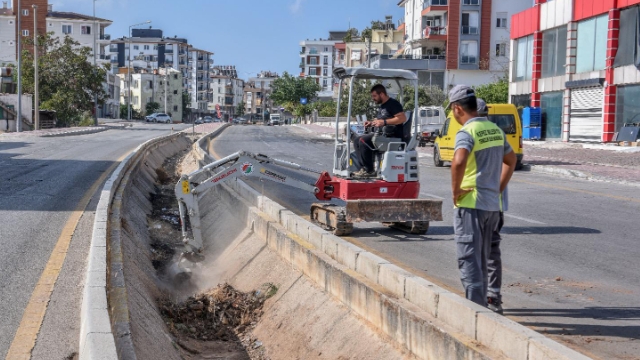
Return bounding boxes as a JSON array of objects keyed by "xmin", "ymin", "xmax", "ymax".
[
  {"xmin": 477, "ymin": 98, "xmax": 488, "ymax": 116},
  {"xmin": 446, "ymin": 85, "xmax": 476, "ymax": 110}
]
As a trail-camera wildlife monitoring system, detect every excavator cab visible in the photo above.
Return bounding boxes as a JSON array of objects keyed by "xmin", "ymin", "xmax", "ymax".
[{"xmin": 331, "ymin": 68, "xmax": 420, "ymax": 182}]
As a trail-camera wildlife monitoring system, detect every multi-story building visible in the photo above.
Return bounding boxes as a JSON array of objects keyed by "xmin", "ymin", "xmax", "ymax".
[
  {"xmin": 299, "ymin": 37, "xmax": 341, "ymax": 99},
  {"xmin": 118, "ymin": 67, "xmax": 183, "ymax": 121},
  {"xmin": 396, "ymin": 0, "xmax": 530, "ymax": 89},
  {"xmin": 344, "ymin": 26, "xmax": 405, "ymax": 68},
  {"xmin": 0, "ymin": 2, "xmax": 116, "ymax": 117},
  {"xmin": 509, "ymin": 0, "xmax": 640, "ymax": 143},
  {"xmin": 210, "ymin": 66, "xmax": 244, "ymax": 119},
  {"xmin": 244, "ymin": 71, "xmax": 279, "ymax": 119},
  {"xmin": 109, "ymin": 28, "xmax": 214, "ymax": 117}
]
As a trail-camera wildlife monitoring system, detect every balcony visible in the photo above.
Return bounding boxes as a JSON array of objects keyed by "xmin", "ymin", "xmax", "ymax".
[
  {"xmin": 309, "ymin": 49, "xmax": 318, "ymax": 55},
  {"xmin": 422, "ymin": 26, "xmax": 447, "ymax": 40},
  {"xmin": 97, "ymin": 34, "xmax": 111, "ymax": 43},
  {"xmin": 299, "ymin": 62, "xmax": 305, "ymax": 68},
  {"xmin": 110, "ymin": 57, "xmax": 118, "ymax": 63},
  {"xmin": 422, "ymin": 0, "xmax": 448, "ymax": 16},
  {"xmin": 109, "ymin": 45, "xmax": 118, "ymax": 52},
  {"xmin": 165, "ymin": 47, "xmax": 174, "ymax": 53},
  {"xmin": 370, "ymin": 54, "xmax": 446, "ymax": 71},
  {"xmin": 461, "ymin": 26, "xmax": 478, "ymax": 35}
]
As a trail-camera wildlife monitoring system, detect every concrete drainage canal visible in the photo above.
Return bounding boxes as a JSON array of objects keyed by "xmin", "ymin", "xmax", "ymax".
[
  {"xmin": 109, "ymin": 133, "xmax": 411, "ymax": 360},
  {"xmin": 105, "ymin": 131, "xmax": 590, "ymax": 360}
]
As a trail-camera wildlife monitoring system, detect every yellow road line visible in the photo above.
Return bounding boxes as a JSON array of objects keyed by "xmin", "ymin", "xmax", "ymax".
[
  {"xmin": 513, "ymin": 178, "xmax": 640, "ymax": 204},
  {"xmin": 5, "ymin": 156, "xmax": 125, "ymax": 360}
]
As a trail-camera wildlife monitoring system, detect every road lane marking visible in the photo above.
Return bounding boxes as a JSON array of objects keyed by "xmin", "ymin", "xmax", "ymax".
[
  {"xmin": 513, "ymin": 178, "xmax": 640, "ymax": 204},
  {"xmin": 504, "ymin": 213, "xmax": 547, "ymax": 225},
  {"xmin": 261, "ymin": 141, "xmax": 273, "ymax": 148},
  {"xmin": 5, "ymin": 155, "xmax": 126, "ymax": 360}
]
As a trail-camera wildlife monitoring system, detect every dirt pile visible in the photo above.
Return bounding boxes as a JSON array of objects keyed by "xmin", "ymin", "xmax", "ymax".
[{"xmin": 159, "ymin": 283, "xmax": 277, "ymax": 359}]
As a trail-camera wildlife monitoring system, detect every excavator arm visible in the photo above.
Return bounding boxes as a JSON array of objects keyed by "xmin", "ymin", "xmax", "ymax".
[{"xmin": 175, "ymin": 151, "xmax": 321, "ymax": 255}]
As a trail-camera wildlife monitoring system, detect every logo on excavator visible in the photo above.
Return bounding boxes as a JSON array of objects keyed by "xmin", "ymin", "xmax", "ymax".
[
  {"xmin": 242, "ymin": 162, "xmax": 254, "ymax": 175},
  {"xmin": 212, "ymin": 168, "xmax": 238, "ymax": 183}
]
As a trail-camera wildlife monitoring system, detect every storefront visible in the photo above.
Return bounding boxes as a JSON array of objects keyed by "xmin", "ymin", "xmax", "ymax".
[{"xmin": 540, "ymin": 91, "xmax": 563, "ymax": 139}]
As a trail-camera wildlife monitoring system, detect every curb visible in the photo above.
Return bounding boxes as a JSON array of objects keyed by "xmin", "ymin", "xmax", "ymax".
[
  {"xmin": 40, "ymin": 127, "xmax": 109, "ymax": 137},
  {"xmin": 79, "ymin": 132, "xmax": 184, "ymax": 360},
  {"xmin": 525, "ymin": 164, "xmax": 640, "ymax": 187},
  {"xmin": 195, "ymin": 131, "xmax": 591, "ymax": 359}
]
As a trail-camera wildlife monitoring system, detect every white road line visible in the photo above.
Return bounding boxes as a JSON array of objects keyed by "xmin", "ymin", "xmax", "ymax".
[
  {"xmin": 504, "ymin": 213, "xmax": 547, "ymax": 225},
  {"xmin": 262, "ymin": 141, "xmax": 273, "ymax": 148}
]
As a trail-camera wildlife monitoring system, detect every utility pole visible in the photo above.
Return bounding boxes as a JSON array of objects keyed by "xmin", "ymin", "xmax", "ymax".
[
  {"xmin": 33, "ymin": 5, "xmax": 38, "ymax": 130},
  {"xmin": 17, "ymin": 0, "xmax": 22, "ymax": 132},
  {"xmin": 164, "ymin": 68, "xmax": 168, "ymax": 114}
]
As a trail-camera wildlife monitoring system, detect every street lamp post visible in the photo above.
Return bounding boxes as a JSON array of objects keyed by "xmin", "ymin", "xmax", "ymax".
[
  {"xmin": 33, "ymin": 4, "xmax": 38, "ymax": 130},
  {"xmin": 93, "ymin": 0, "xmax": 98, "ymax": 125},
  {"xmin": 127, "ymin": 21, "xmax": 151, "ymax": 122},
  {"xmin": 17, "ymin": 0, "xmax": 21, "ymax": 132}
]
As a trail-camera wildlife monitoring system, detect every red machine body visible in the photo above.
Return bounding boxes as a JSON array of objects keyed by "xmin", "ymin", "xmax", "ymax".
[{"xmin": 314, "ymin": 171, "xmax": 420, "ymax": 201}]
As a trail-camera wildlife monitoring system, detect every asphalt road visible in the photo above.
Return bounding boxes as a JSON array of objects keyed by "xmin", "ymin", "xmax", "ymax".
[
  {"xmin": 211, "ymin": 124, "xmax": 640, "ymax": 360},
  {"xmin": 0, "ymin": 122, "xmax": 190, "ymax": 360}
]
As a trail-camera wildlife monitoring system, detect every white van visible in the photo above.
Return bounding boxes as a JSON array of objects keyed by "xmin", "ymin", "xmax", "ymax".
[{"xmin": 417, "ymin": 106, "xmax": 446, "ymax": 146}]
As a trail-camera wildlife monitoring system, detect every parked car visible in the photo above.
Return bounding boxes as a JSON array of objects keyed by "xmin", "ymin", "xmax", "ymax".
[
  {"xmin": 145, "ymin": 113, "xmax": 158, "ymax": 122},
  {"xmin": 235, "ymin": 117, "xmax": 248, "ymax": 125},
  {"xmin": 213, "ymin": 118, "xmax": 222, "ymax": 123},
  {"xmin": 203, "ymin": 116, "xmax": 213, "ymax": 123},
  {"xmin": 153, "ymin": 113, "xmax": 172, "ymax": 124},
  {"xmin": 434, "ymin": 103, "xmax": 523, "ymax": 170},
  {"xmin": 194, "ymin": 118, "xmax": 204, "ymax": 125},
  {"xmin": 417, "ymin": 106, "xmax": 447, "ymax": 147}
]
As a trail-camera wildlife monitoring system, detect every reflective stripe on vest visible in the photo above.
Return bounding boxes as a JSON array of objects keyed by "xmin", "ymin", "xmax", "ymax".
[{"xmin": 457, "ymin": 120, "xmax": 505, "ymax": 209}]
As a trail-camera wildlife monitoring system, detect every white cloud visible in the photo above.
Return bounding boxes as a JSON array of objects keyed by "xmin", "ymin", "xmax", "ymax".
[{"xmin": 290, "ymin": 0, "xmax": 305, "ymax": 14}]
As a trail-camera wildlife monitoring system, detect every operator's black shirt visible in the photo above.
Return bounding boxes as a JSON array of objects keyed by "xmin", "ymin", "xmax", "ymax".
[{"xmin": 377, "ymin": 98, "xmax": 405, "ymax": 139}]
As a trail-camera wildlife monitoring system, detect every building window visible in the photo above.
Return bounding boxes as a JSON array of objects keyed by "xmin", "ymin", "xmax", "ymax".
[
  {"xmin": 461, "ymin": 12, "xmax": 479, "ymax": 34},
  {"xmin": 616, "ymin": 85, "xmax": 640, "ymax": 132},
  {"xmin": 174, "ymin": 105, "xmax": 178, "ymax": 111},
  {"xmin": 324, "ymin": 47, "xmax": 329, "ymax": 52},
  {"xmin": 614, "ymin": 7, "xmax": 640, "ymax": 67},
  {"xmin": 323, "ymin": 56, "xmax": 328, "ymax": 65},
  {"xmin": 22, "ymin": 30, "xmax": 29, "ymax": 36},
  {"xmin": 81, "ymin": 26, "xmax": 91, "ymax": 35},
  {"xmin": 541, "ymin": 92, "xmax": 563, "ymax": 139},
  {"xmin": 460, "ymin": 40, "xmax": 478, "ymax": 64},
  {"xmin": 496, "ymin": 13, "xmax": 508, "ymax": 28},
  {"xmin": 174, "ymin": 90, "xmax": 178, "ymax": 95},
  {"xmin": 462, "ymin": 0, "xmax": 479, "ymax": 5},
  {"xmin": 309, "ymin": 57, "xmax": 318, "ymax": 65},
  {"xmin": 62, "ymin": 25, "xmax": 72, "ymax": 34},
  {"xmin": 133, "ymin": 45, "xmax": 139, "ymax": 50},
  {"xmin": 323, "ymin": 68, "xmax": 328, "ymax": 76},
  {"xmin": 133, "ymin": 96, "xmax": 139, "ymax": 105},
  {"xmin": 576, "ymin": 14, "xmax": 608, "ymax": 73},
  {"xmin": 309, "ymin": 68, "xmax": 317, "ymax": 76},
  {"xmin": 144, "ymin": 45, "xmax": 150, "ymax": 50},
  {"xmin": 495, "ymin": 43, "xmax": 507, "ymax": 57},
  {"xmin": 541, "ymin": 26, "xmax": 567, "ymax": 78},
  {"xmin": 513, "ymin": 35, "xmax": 534, "ymax": 81},
  {"xmin": 22, "ymin": 9, "xmax": 28, "ymax": 16}
]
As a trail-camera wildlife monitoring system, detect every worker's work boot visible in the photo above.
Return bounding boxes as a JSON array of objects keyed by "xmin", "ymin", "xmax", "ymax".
[
  {"xmin": 487, "ymin": 296, "xmax": 503, "ymax": 315},
  {"xmin": 352, "ymin": 169, "xmax": 376, "ymax": 178}
]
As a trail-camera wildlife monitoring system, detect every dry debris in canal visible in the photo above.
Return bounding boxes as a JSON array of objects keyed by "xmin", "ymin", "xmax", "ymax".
[{"xmin": 160, "ymin": 283, "xmax": 278, "ymax": 342}]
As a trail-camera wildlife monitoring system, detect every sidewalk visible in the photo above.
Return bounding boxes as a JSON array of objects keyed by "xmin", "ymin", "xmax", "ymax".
[
  {"xmin": 0, "ymin": 126, "xmax": 110, "ymax": 138},
  {"xmin": 294, "ymin": 124, "xmax": 640, "ymax": 186}
]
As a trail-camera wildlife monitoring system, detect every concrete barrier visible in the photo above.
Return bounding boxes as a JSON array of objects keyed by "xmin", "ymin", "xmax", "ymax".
[{"xmin": 194, "ymin": 128, "xmax": 592, "ymax": 360}]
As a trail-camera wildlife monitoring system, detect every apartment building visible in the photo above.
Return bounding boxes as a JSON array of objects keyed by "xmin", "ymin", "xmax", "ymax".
[
  {"xmin": 244, "ymin": 71, "xmax": 279, "ymax": 118},
  {"xmin": 509, "ymin": 0, "xmax": 640, "ymax": 142},
  {"xmin": 109, "ymin": 28, "xmax": 214, "ymax": 116},
  {"xmin": 0, "ymin": 2, "xmax": 116, "ymax": 117},
  {"xmin": 118, "ymin": 67, "xmax": 183, "ymax": 121},
  {"xmin": 397, "ymin": 0, "xmax": 530, "ymax": 88},
  {"xmin": 210, "ymin": 66, "xmax": 244, "ymax": 118},
  {"xmin": 344, "ymin": 26, "xmax": 405, "ymax": 68},
  {"xmin": 299, "ymin": 40, "xmax": 338, "ymax": 99}
]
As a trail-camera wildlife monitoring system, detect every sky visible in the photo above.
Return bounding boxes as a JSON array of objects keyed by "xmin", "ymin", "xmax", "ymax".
[{"xmin": 53, "ymin": 0, "xmax": 404, "ymax": 80}]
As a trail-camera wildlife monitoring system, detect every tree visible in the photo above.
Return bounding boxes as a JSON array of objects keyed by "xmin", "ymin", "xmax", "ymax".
[
  {"xmin": 146, "ymin": 101, "xmax": 160, "ymax": 115},
  {"xmin": 236, "ymin": 101, "xmax": 246, "ymax": 116},
  {"xmin": 270, "ymin": 71, "xmax": 321, "ymax": 107},
  {"xmin": 473, "ymin": 77, "xmax": 509, "ymax": 104},
  {"xmin": 361, "ymin": 20, "xmax": 386, "ymax": 40},
  {"xmin": 17, "ymin": 33, "xmax": 108, "ymax": 127},
  {"xmin": 311, "ymin": 100, "xmax": 337, "ymax": 117},
  {"xmin": 340, "ymin": 79, "xmax": 380, "ymax": 119},
  {"xmin": 401, "ymin": 85, "xmax": 447, "ymax": 110},
  {"xmin": 343, "ymin": 28, "xmax": 360, "ymax": 43}
]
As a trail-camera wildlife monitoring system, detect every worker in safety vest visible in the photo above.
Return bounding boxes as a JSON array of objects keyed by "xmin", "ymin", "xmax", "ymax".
[
  {"xmin": 477, "ymin": 98, "xmax": 507, "ymax": 314},
  {"xmin": 447, "ymin": 86, "xmax": 517, "ymax": 307}
]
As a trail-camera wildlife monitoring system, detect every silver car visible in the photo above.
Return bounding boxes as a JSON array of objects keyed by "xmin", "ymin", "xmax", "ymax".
[{"xmin": 153, "ymin": 113, "xmax": 172, "ymax": 124}]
